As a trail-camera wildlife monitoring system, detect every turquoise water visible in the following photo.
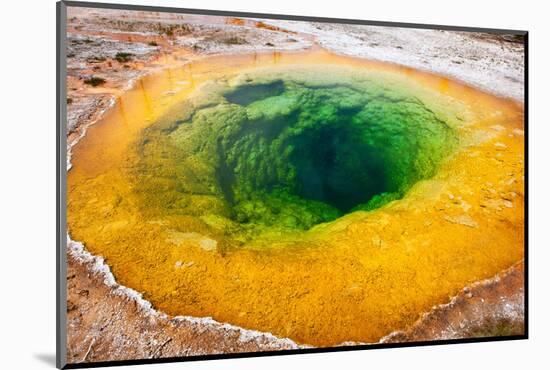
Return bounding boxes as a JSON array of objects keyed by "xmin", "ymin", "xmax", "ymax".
[{"xmin": 131, "ymin": 66, "xmax": 457, "ymax": 240}]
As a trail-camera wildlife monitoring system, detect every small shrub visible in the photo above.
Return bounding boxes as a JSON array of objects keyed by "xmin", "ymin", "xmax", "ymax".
[
  {"xmin": 83, "ymin": 76, "xmax": 106, "ymax": 87},
  {"xmin": 223, "ymin": 37, "xmax": 247, "ymax": 45},
  {"xmin": 67, "ymin": 97, "xmax": 73, "ymax": 104},
  {"xmin": 115, "ymin": 52, "xmax": 134, "ymax": 63},
  {"xmin": 87, "ymin": 56, "xmax": 106, "ymax": 63},
  {"xmin": 156, "ymin": 23, "xmax": 191, "ymax": 36},
  {"xmin": 265, "ymin": 42, "xmax": 275, "ymax": 47},
  {"xmin": 148, "ymin": 41, "xmax": 158, "ymax": 46},
  {"xmin": 165, "ymin": 28, "xmax": 174, "ymax": 36}
]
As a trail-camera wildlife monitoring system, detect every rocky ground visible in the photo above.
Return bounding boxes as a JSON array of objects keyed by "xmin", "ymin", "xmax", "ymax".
[
  {"xmin": 68, "ymin": 231, "xmax": 524, "ymax": 363},
  {"xmin": 66, "ymin": 9, "xmax": 524, "ymax": 155},
  {"xmin": 65, "ymin": 8, "xmax": 310, "ymax": 146},
  {"xmin": 66, "ymin": 238, "xmax": 301, "ymax": 364},
  {"xmin": 381, "ymin": 261, "xmax": 525, "ymax": 342},
  {"xmin": 64, "ymin": 7, "xmax": 525, "ymax": 364},
  {"xmin": 264, "ymin": 20, "xmax": 525, "ymax": 101}
]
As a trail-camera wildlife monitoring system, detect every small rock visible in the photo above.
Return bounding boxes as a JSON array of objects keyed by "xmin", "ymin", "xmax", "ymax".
[
  {"xmin": 502, "ymin": 200, "xmax": 513, "ymax": 208},
  {"xmin": 460, "ymin": 201, "xmax": 472, "ymax": 212},
  {"xmin": 175, "ymin": 260, "xmax": 195, "ymax": 268},
  {"xmin": 443, "ymin": 215, "xmax": 478, "ymax": 228},
  {"xmin": 513, "ymin": 128, "xmax": 524, "ymax": 136},
  {"xmin": 67, "ymin": 301, "xmax": 77, "ymax": 312},
  {"xmin": 200, "ymin": 238, "xmax": 217, "ymax": 251}
]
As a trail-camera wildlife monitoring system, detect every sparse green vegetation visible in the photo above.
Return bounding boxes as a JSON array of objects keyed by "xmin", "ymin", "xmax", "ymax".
[
  {"xmin": 87, "ymin": 56, "xmax": 106, "ymax": 63},
  {"xmin": 83, "ymin": 76, "xmax": 106, "ymax": 87},
  {"xmin": 115, "ymin": 52, "xmax": 134, "ymax": 63},
  {"xmin": 153, "ymin": 22, "xmax": 192, "ymax": 37},
  {"xmin": 71, "ymin": 38, "xmax": 94, "ymax": 46},
  {"xmin": 102, "ymin": 19, "xmax": 192, "ymax": 36},
  {"xmin": 223, "ymin": 36, "xmax": 248, "ymax": 45}
]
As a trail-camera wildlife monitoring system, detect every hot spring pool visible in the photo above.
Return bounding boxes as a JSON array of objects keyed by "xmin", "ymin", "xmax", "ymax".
[
  {"xmin": 132, "ymin": 66, "xmax": 457, "ymax": 241},
  {"xmin": 67, "ymin": 50, "xmax": 525, "ymax": 345}
]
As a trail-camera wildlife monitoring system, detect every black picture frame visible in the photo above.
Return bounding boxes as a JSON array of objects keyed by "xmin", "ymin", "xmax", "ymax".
[{"xmin": 56, "ymin": 1, "xmax": 529, "ymax": 368}]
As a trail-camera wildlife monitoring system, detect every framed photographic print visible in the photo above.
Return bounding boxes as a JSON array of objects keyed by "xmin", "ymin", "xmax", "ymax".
[{"xmin": 56, "ymin": 1, "xmax": 528, "ymax": 368}]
